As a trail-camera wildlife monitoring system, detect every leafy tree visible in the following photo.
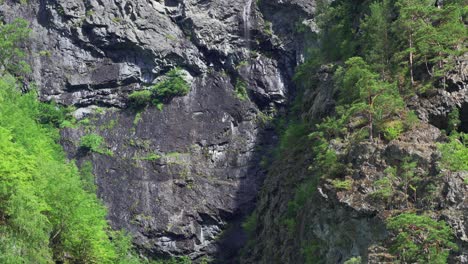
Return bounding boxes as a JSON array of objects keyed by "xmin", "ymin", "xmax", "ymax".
[
  {"xmin": 387, "ymin": 213, "xmax": 457, "ymax": 263},
  {"xmin": 0, "ymin": 76, "xmax": 127, "ymax": 263}
]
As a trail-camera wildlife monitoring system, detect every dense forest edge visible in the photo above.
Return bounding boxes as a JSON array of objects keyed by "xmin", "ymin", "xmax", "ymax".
[
  {"xmin": 242, "ymin": 0, "xmax": 467, "ymax": 263},
  {"xmin": 0, "ymin": 18, "xmax": 196, "ymax": 264}
]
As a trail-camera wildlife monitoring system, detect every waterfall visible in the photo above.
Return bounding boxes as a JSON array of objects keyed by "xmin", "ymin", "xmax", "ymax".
[{"xmin": 242, "ymin": 0, "xmax": 253, "ymax": 50}]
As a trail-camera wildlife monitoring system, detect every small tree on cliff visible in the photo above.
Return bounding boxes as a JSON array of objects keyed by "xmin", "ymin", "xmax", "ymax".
[{"xmin": 337, "ymin": 57, "xmax": 405, "ymax": 141}]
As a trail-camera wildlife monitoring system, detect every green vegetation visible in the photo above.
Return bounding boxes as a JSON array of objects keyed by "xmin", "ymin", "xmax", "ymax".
[
  {"xmin": 331, "ymin": 179, "xmax": 352, "ymax": 191},
  {"xmin": 0, "ymin": 19, "xmax": 31, "ymax": 76},
  {"xmin": 283, "ymin": 0, "xmax": 465, "ymax": 261},
  {"xmin": 438, "ymin": 133, "xmax": 468, "ymax": 172},
  {"xmin": 0, "ymin": 19, "xmax": 145, "ymax": 263},
  {"xmin": 234, "ymin": 78, "xmax": 249, "ymax": 101},
  {"xmin": 128, "ymin": 68, "xmax": 190, "ymax": 109},
  {"xmin": 387, "ymin": 213, "xmax": 458, "ymax": 263},
  {"xmin": 151, "ymin": 68, "xmax": 190, "ymax": 104},
  {"xmin": 343, "ymin": 257, "xmax": 361, "ymax": 264},
  {"xmin": 129, "ymin": 90, "xmax": 152, "ymax": 108},
  {"xmin": 242, "ymin": 212, "xmax": 257, "ymax": 238},
  {"xmin": 0, "ymin": 75, "xmax": 136, "ymax": 263},
  {"xmin": 80, "ymin": 133, "xmax": 113, "ymax": 156}
]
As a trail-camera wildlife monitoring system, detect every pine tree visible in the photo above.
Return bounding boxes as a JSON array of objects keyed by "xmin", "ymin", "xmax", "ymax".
[
  {"xmin": 393, "ymin": 0, "xmax": 433, "ymax": 87},
  {"xmin": 361, "ymin": 0, "xmax": 393, "ymax": 80}
]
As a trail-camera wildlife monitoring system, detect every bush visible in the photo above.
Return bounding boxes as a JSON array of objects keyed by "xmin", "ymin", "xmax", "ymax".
[
  {"xmin": 386, "ymin": 213, "xmax": 457, "ymax": 263},
  {"xmin": 447, "ymin": 108, "xmax": 460, "ymax": 134},
  {"xmin": 382, "ymin": 120, "xmax": 404, "ymax": 141},
  {"xmin": 331, "ymin": 179, "xmax": 352, "ymax": 190},
  {"xmin": 242, "ymin": 212, "xmax": 257, "ymax": 237},
  {"xmin": 235, "ymin": 79, "xmax": 249, "ymax": 101},
  {"xmin": 127, "ymin": 68, "xmax": 190, "ymax": 109},
  {"xmin": 151, "ymin": 68, "xmax": 190, "ymax": 104},
  {"xmin": 128, "ymin": 90, "xmax": 152, "ymax": 108},
  {"xmin": 80, "ymin": 134, "xmax": 104, "ymax": 151},
  {"xmin": 79, "ymin": 134, "xmax": 112, "ymax": 156},
  {"xmin": 438, "ymin": 133, "xmax": 468, "ymax": 171}
]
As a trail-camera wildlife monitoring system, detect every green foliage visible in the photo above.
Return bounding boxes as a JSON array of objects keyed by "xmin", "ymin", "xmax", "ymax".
[
  {"xmin": 438, "ymin": 133, "xmax": 468, "ymax": 171},
  {"xmin": 36, "ymin": 101, "xmax": 75, "ymax": 129},
  {"xmin": 0, "ymin": 75, "xmax": 138, "ymax": 263},
  {"xmin": 301, "ymin": 239, "xmax": 324, "ymax": 264},
  {"xmin": 331, "ymin": 179, "xmax": 352, "ymax": 191},
  {"xmin": 128, "ymin": 90, "xmax": 152, "ymax": 108},
  {"xmin": 371, "ymin": 167, "xmax": 396, "ymax": 200},
  {"xmin": 343, "ymin": 257, "xmax": 362, "ymax": 264},
  {"xmin": 382, "ymin": 120, "xmax": 404, "ymax": 141},
  {"xmin": 79, "ymin": 161, "xmax": 97, "ymax": 193},
  {"xmin": 285, "ymin": 179, "xmax": 318, "ymax": 233},
  {"xmin": 386, "ymin": 213, "xmax": 457, "ymax": 263},
  {"xmin": 335, "ymin": 57, "xmax": 407, "ymax": 141},
  {"xmin": 447, "ymin": 108, "xmax": 460, "ymax": 134},
  {"xmin": 151, "ymin": 68, "xmax": 190, "ymax": 105},
  {"xmin": 278, "ymin": 122, "xmax": 308, "ymax": 153},
  {"xmin": 128, "ymin": 68, "xmax": 190, "ymax": 109},
  {"xmin": 315, "ymin": 0, "xmax": 364, "ymax": 61},
  {"xmin": 79, "ymin": 134, "xmax": 113, "ymax": 156},
  {"xmin": 0, "ymin": 18, "xmax": 31, "ymax": 76},
  {"xmin": 360, "ymin": 0, "xmax": 393, "ymax": 78},
  {"xmin": 393, "ymin": 0, "xmax": 466, "ymax": 89},
  {"xmin": 242, "ymin": 212, "xmax": 257, "ymax": 237},
  {"xmin": 235, "ymin": 78, "xmax": 249, "ymax": 101}
]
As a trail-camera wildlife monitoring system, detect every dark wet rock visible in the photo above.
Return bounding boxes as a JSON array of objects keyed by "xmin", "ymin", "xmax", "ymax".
[{"xmin": 1, "ymin": 0, "xmax": 315, "ymax": 260}]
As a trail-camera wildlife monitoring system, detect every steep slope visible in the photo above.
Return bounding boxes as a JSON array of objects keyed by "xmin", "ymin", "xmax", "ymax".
[{"xmin": 0, "ymin": 0, "xmax": 316, "ymax": 261}]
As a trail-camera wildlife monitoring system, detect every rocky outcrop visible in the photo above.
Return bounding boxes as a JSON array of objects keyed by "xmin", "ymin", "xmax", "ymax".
[
  {"xmin": 242, "ymin": 64, "xmax": 468, "ymax": 263},
  {"xmin": 0, "ymin": 0, "xmax": 315, "ymax": 261}
]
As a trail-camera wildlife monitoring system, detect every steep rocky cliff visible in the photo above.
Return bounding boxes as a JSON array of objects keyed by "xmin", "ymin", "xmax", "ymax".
[
  {"xmin": 2, "ymin": 0, "xmax": 466, "ymax": 263},
  {"xmin": 0, "ymin": 0, "xmax": 315, "ymax": 261},
  {"xmin": 240, "ymin": 58, "xmax": 468, "ymax": 263}
]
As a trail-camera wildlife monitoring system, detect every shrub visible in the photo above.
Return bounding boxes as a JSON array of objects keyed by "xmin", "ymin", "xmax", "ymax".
[
  {"xmin": 242, "ymin": 212, "xmax": 257, "ymax": 237},
  {"xmin": 0, "ymin": 76, "xmax": 138, "ymax": 263},
  {"xmin": 151, "ymin": 68, "xmax": 190, "ymax": 104},
  {"xmin": 447, "ymin": 108, "xmax": 460, "ymax": 134},
  {"xmin": 386, "ymin": 213, "xmax": 457, "ymax": 263},
  {"xmin": 128, "ymin": 68, "xmax": 190, "ymax": 109},
  {"xmin": 79, "ymin": 134, "xmax": 112, "ymax": 156},
  {"xmin": 371, "ymin": 167, "xmax": 396, "ymax": 200},
  {"xmin": 331, "ymin": 179, "xmax": 352, "ymax": 190},
  {"xmin": 344, "ymin": 257, "xmax": 362, "ymax": 264},
  {"xmin": 80, "ymin": 134, "xmax": 103, "ymax": 151},
  {"xmin": 128, "ymin": 90, "xmax": 152, "ymax": 108},
  {"xmin": 438, "ymin": 133, "xmax": 468, "ymax": 171},
  {"xmin": 234, "ymin": 79, "xmax": 249, "ymax": 101},
  {"xmin": 382, "ymin": 120, "xmax": 404, "ymax": 141}
]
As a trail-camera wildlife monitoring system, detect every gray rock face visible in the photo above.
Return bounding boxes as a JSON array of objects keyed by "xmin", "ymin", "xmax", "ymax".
[
  {"xmin": 242, "ymin": 65, "xmax": 468, "ymax": 263},
  {"xmin": 0, "ymin": 0, "xmax": 315, "ymax": 261}
]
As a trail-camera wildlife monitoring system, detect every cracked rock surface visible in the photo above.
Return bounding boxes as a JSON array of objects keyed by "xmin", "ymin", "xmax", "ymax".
[{"xmin": 1, "ymin": 0, "xmax": 315, "ymax": 260}]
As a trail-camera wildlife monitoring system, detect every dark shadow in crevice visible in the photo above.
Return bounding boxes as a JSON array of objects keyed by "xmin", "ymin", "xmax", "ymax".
[{"xmin": 459, "ymin": 103, "xmax": 468, "ymax": 133}]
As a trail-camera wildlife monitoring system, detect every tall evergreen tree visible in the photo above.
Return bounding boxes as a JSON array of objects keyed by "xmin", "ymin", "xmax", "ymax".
[{"xmin": 361, "ymin": 0, "xmax": 394, "ymax": 80}]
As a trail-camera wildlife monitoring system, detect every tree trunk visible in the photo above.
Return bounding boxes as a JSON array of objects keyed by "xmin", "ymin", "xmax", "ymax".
[{"xmin": 409, "ymin": 32, "xmax": 415, "ymax": 86}]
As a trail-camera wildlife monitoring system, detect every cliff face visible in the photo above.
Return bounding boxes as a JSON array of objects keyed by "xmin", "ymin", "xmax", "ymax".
[
  {"xmin": 2, "ymin": 0, "xmax": 467, "ymax": 263},
  {"xmin": 241, "ymin": 62, "xmax": 468, "ymax": 263},
  {"xmin": 0, "ymin": 0, "xmax": 315, "ymax": 261}
]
